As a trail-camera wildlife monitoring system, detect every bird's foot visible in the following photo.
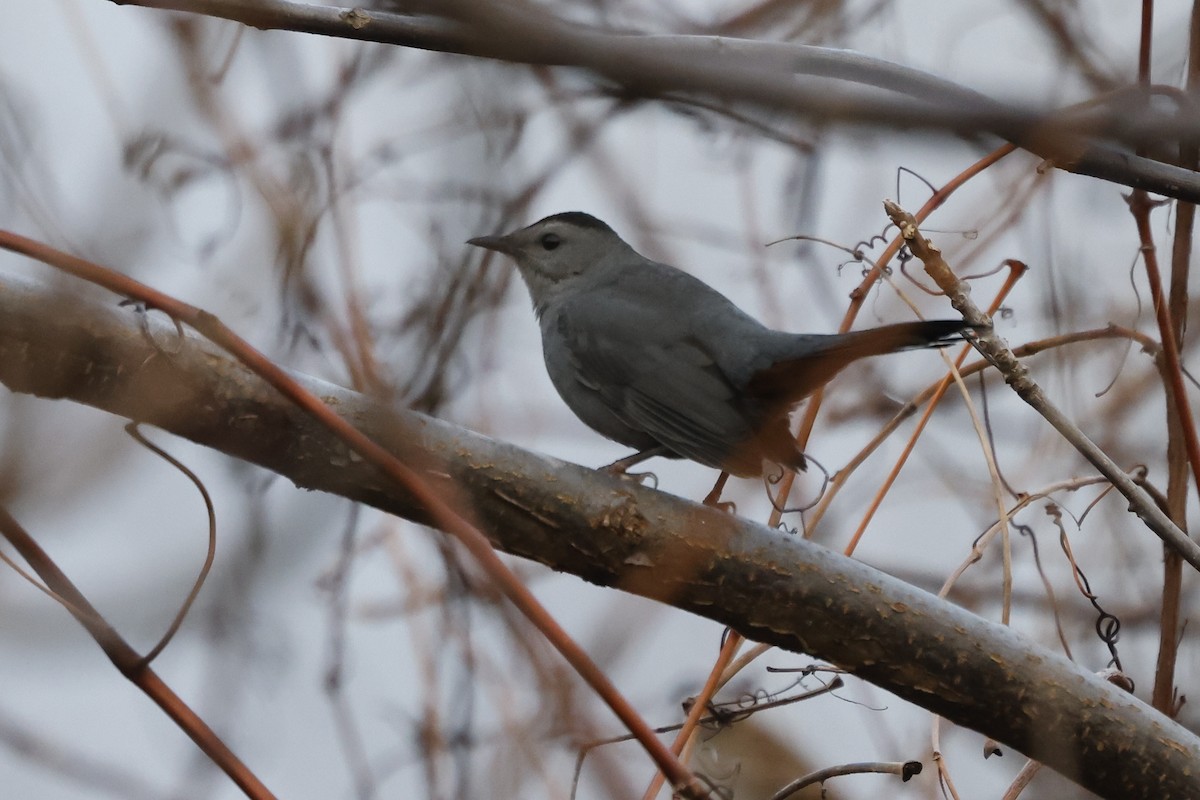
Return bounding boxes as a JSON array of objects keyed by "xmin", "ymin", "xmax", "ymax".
[
  {"xmin": 602, "ymin": 446, "xmax": 670, "ymax": 476},
  {"xmin": 610, "ymin": 469, "xmax": 659, "ymax": 489}
]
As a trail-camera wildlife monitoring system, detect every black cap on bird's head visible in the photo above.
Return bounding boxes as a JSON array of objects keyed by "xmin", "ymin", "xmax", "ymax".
[
  {"xmin": 467, "ymin": 211, "xmax": 615, "ymax": 254},
  {"xmin": 535, "ymin": 211, "xmax": 615, "ymax": 232}
]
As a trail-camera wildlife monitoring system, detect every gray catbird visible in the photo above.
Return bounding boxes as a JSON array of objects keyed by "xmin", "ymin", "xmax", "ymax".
[{"xmin": 469, "ymin": 212, "xmax": 972, "ymax": 477}]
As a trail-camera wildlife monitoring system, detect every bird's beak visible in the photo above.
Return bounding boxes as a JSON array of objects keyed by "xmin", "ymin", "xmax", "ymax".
[{"xmin": 467, "ymin": 234, "xmax": 516, "ymax": 256}]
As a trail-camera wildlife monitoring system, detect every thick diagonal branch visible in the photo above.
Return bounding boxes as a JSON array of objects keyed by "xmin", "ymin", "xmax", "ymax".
[{"xmin": 2, "ymin": 274, "xmax": 1198, "ymax": 799}]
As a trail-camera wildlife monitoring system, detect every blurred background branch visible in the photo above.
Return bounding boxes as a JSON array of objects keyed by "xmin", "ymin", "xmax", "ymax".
[{"xmin": 113, "ymin": 0, "xmax": 1200, "ymax": 201}]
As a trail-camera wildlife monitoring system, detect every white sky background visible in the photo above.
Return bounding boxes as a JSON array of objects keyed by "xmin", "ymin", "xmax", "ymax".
[{"xmin": 1, "ymin": 1, "xmax": 1197, "ymax": 799}]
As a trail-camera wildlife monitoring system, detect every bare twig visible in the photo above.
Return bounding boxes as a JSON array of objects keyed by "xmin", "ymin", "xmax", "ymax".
[
  {"xmin": 791, "ymin": 144, "xmax": 1017, "ymax": 539},
  {"xmin": 1151, "ymin": 0, "xmax": 1200, "ymax": 716},
  {"xmin": 123, "ymin": 422, "xmax": 217, "ymax": 667},
  {"xmin": 0, "ymin": 506, "xmax": 276, "ymax": 800},
  {"xmin": 832, "ymin": 260, "xmax": 1026, "ymax": 552},
  {"xmin": 883, "ymin": 200, "xmax": 1200, "ymax": 572},
  {"xmin": 806, "ymin": 325, "xmax": 1157, "ymax": 541},
  {"xmin": 639, "ymin": 633, "xmax": 741, "ymax": 800},
  {"xmin": 1000, "ymin": 759, "xmax": 1042, "ymax": 800},
  {"xmin": 769, "ymin": 760, "xmax": 921, "ymax": 800}
]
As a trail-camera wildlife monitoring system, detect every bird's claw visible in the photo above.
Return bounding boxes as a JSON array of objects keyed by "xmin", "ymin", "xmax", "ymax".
[{"xmin": 605, "ymin": 466, "xmax": 659, "ymax": 489}]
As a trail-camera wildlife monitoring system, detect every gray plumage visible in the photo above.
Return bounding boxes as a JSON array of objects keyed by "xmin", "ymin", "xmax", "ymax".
[{"xmin": 469, "ymin": 212, "xmax": 970, "ymax": 477}]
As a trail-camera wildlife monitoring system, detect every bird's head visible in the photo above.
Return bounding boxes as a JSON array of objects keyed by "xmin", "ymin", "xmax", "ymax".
[{"xmin": 469, "ymin": 212, "xmax": 632, "ymax": 310}]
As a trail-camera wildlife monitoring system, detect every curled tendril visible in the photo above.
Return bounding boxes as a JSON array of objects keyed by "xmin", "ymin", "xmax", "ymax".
[
  {"xmin": 1047, "ymin": 503, "xmax": 1126, "ymax": 674},
  {"xmin": 121, "ymin": 298, "xmax": 186, "ymax": 356},
  {"xmin": 762, "ymin": 455, "xmax": 830, "ymax": 517}
]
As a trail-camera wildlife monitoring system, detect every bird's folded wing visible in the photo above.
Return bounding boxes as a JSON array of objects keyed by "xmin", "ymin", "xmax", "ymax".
[{"xmin": 560, "ymin": 311, "xmax": 753, "ymax": 469}]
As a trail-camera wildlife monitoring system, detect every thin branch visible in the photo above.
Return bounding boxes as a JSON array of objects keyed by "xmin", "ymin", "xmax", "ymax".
[
  {"xmin": 790, "ymin": 144, "xmax": 1018, "ymax": 538},
  {"xmin": 123, "ymin": 422, "xmax": 217, "ymax": 667},
  {"xmin": 0, "ymin": 506, "xmax": 276, "ymax": 800},
  {"xmin": 833, "ymin": 260, "xmax": 1026, "ymax": 551},
  {"xmin": 1125, "ymin": 194, "xmax": 1200, "ymax": 528},
  {"xmin": 1000, "ymin": 759, "xmax": 1042, "ymax": 800},
  {"xmin": 639, "ymin": 633, "xmax": 741, "ymax": 800},
  {"xmin": 806, "ymin": 324, "xmax": 1154, "ymax": 541},
  {"xmin": 883, "ymin": 200, "xmax": 1200, "ymax": 572},
  {"xmin": 769, "ymin": 760, "xmax": 922, "ymax": 800},
  {"xmin": 1151, "ymin": 0, "xmax": 1200, "ymax": 717}
]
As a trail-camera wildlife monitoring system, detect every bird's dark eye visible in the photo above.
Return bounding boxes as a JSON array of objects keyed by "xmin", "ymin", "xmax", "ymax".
[{"xmin": 539, "ymin": 233, "xmax": 561, "ymax": 251}]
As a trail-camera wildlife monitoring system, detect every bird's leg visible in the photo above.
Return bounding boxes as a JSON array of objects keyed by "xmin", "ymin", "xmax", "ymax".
[
  {"xmin": 702, "ymin": 472, "xmax": 736, "ymax": 512},
  {"xmin": 603, "ymin": 446, "xmax": 670, "ymax": 476}
]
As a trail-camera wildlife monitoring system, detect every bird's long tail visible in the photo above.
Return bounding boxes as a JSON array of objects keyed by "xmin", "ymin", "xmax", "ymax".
[
  {"xmin": 747, "ymin": 320, "xmax": 976, "ymax": 407},
  {"xmin": 822, "ymin": 319, "xmax": 973, "ymax": 359}
]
